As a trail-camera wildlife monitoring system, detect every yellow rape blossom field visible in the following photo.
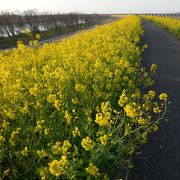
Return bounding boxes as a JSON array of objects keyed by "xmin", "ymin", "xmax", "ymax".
[
  {"xmin": 143, "ymin": 16, "xmax": 180, "ymax": 38},
  {"xmin": 0, "ymin": 16, "xmax": 167, "ymax": 179}
]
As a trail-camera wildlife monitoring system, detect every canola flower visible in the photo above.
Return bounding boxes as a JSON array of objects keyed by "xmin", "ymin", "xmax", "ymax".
[
  {"xmin": 38, "ymin": 167, "xmax": 48, "ymax": 178},
  {"xmin": 95, "ymin": 113, "xmax": 110, "ymax": 126},
  {"xmin": 153, "ymin": 107, "xmax": 161, "ymax": 113},
  {"xmin": 35, "ymin": 120, "xmax": 45, "ymax": 132},
  {"xmin": 49, "ymin": 155, "xmax": 68, "ymax": 177},
  {"xmin": 0, "ymin": 135, "xmax": 5, "ymax": 142},
  {"xmin": 52, "ymin": 141, "xmax": 61, "ymax": 155},
  {"xmin": 75, "ymin": 83, "xmax": 86, "ymax": 93},
  {"xmin": 9, "ymin": 128, "xmax": 21, "ymax": 145},
  {"xmin": 85, "ymin": 163, "xmax": 100, "ymax": 177},
  {"xmin": 21, "ymin": 147, "xmax": 28, "ymax": 156},
  {"xmin": 150, "ymin": 64, "xmax": 157, "ymax": 73},
  {"xmin": 159, "ymin": 93, "xmax": 168, "ymax": 101},
  {"xmin": 3, "ymin": 169, "xmax": 10, "ymax": 177},
  {"xmin": 72, "ymin": 127, "xmax": 80, "ymax": 137},
  {"xmin": 0, "ymin": 15, "xmax": 167, "ymax": 179},
  {"xmin": 124, "ymin": 104, "xmax": 137, "ymax": 118},
  {"xmin": 61, "ymin": 140, "xmax": 71, "ymax": 154},
  {"xmin": 99, "ymin": 135, "xmax": 108, "ymax": 145},
  {"xmin": 44, "ymin": 128, "xmax": 50, "ymax": 135},
  {"xmin": 49, "ymin": 160, "xmax": 63, "ymax": 176},
  {"xmin": 37, "ymin": 149, "xmax": 48, "ymax": 158},
  {"xmin": 138, "ymin": 117, "xmax": 147, "ymax": 125},
  {"xmin": 23, "ymin": 28, "xmax": 31, "ymax": 35},
  {"xmin": 81, "ymin": 137, "xmax": 94, "ymax": 151},
  {"xmin": 118, "ymin": 90, "xmax": 128, "ymax": 107}
]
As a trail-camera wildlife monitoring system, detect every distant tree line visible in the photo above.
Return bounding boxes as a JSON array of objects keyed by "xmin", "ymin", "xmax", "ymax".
[{"xmin": 0, "ymin": 10, "xmax": 110, "ymax": 39}]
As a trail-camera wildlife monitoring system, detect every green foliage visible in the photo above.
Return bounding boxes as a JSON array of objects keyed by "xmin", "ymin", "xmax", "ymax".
[{"xmin": 0, "ymin": 16, "xmax": 167, "ymax": 179}]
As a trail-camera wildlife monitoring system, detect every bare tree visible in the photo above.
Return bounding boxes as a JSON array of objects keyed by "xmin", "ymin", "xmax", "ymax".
[
  {"xmin": 23, "ymin": 9, "xmax": 40, "ymax": 32},
  {"xmin": 0, "ymin": 10, "xmax": 110, "ymax": 41}
]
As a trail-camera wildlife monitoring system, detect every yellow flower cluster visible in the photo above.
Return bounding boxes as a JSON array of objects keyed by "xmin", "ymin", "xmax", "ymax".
[
  {"xmin": 39, "ymin": 167, "xmax": 48, "ymax": 179},
  {"xmin": 99, "ymin": 135, "xmax": 108, "ymax": 145},
  {"xmin": 118, "ymin": 90, "xmax": 128, "ymax": 107},
  {"xmin": 75, "ymin": 83, "xmax": 86, "ymax": 93},
  {"xmin": 49, "ymin": 160, "xmax": 62, "ymax": 176},
  {"xmin": 85, "ymin": 163, "xmax": 100, "ymax": 177},
  {"xmin": 37, "ymin": 149, "xmax": 48, "ymax": 158},
  {"xmin": 159, "ymin": 93, "xmax": 168, "ymax": 101},
  {"xmin": 81, "ymin": 137, "xmax": 94, "ymax": 151},
  {"xmin": 95, "ymin": 102, "xmax": 111, "ymax": 126},
  {"xmin": 49, "ymin": 155, "xmax": 68, "ymax": 176},
  {"xmin": 35, "ymin": 120, "xmax": 45, "ymax": 132},
  {"xmin": 3, "ymin": 169, "xmax": 10, "ymax": 177},
  {"xmin": 23, "ymin": 28, "xmax": 31, "ymax": 35},
  {"xmin": 72, "ymin": 127, "xmax": 80, "ymax": 137},
  {"xmin": 64, "ymin": 111, "xmax": 72, "ymax": 124},
  {"xmin": 150, "ymin": 64, "xmax": 157, "ymax": 74},
  {"xmin": 95, "ymin": 113, "xmax": 109, "ymax": 126},
  {"xmin": 21, "ymin": 147, "xmax": 28, "ymax": 156},
  {"xmin": 0, "ymin": 135, "xmax": 5, "ymax": 142},
  {"xmin": 124, "ymin": 104, "xmax": 137, "ymax": 118},
  {"xmin": 9, "ymin": 128, "xmax": 21, "ymax": 145},
  {"xmin": 52, "ymin": 141, "xmax": 61, "ymax": 155},
  {"xmin": 62, "ymin": 140, "xmax": 71, "ymax": 154},
  {"xmin": 138, "ymin": 117, "xmax": 147, "ymax": 125},
  {"xmin": 0, "ymin": 15, "xmax": 168, "ymax": 179}
]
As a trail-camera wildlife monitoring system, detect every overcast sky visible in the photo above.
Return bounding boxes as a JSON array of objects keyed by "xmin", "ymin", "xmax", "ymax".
[{"xmin": 1, "ymin": 0, "xmax": 180, "ymax": 14}]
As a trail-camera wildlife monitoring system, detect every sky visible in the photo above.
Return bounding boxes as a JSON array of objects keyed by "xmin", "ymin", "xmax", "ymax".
[{"xmin": 0, "ymin": 0, "xmax": 180, "ymax": 14}]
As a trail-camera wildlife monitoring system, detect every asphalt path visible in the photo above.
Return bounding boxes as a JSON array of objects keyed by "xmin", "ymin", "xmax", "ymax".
[{"xmin": 129, "ymin": 21, "xmax": 180, "ymax": 180}]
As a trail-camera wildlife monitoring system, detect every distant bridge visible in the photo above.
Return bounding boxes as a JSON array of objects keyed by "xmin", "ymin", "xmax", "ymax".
[
  {"xmin": 135, "ymin": 13, "xmax": 180, "ymax": 17},
  {"xmin": 109, "ymin": 13, "xmax": 180, "ymax": 17}
]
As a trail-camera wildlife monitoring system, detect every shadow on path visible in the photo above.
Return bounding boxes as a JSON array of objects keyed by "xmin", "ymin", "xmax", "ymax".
[{"xmin": 128, "ymin": 21, "xmax": 180, "ymax": 180}]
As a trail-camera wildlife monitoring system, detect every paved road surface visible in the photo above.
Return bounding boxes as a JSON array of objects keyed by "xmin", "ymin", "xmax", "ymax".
[{"xmin": 129, "ymin": 21, "xmax": 180, "ymax": 180}]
